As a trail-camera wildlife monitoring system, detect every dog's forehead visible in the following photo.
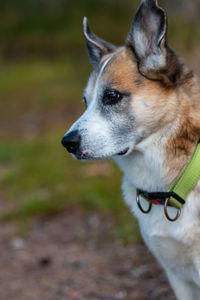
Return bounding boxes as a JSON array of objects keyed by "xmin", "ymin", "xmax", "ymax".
[
  {"xmin": 85, "ymin": 47, "xmax": 142, "ymax": 97},
  {"xmin": 101, "ymin": 48, "xmax": 141, "ymax": 92}
]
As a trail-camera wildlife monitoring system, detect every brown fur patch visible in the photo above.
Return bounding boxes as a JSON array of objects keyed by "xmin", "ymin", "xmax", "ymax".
[
  {"xmin": 100, "ymin": 48, "xmax": 180, "ymax": 136},
  {"xmin": 100, "ymin": 47, "xmax": 187, "ymax": 96},
  {"xmin": 101, "ymin": 47, "xmax": 177, "ymax": 127},
  {"xmin": 165, "ymin": 76, "xmax": 200, "ymax": 185},
  {"xmin": 101, "ymin": 48, "xmax": 144, "ymax": 93}
]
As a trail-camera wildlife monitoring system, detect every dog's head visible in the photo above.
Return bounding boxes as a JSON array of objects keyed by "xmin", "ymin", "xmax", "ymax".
[{"xmin": 62, "ymin": 0, "xmax": 184, "ymax": 161}]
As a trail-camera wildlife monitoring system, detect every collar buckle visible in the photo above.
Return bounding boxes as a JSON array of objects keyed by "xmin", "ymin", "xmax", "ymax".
[{"xmin": 136, "ymin": 189, "xmax": 183, "ymax": 222}]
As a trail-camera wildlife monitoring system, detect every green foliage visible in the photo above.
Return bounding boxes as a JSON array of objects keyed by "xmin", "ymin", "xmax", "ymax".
[{"xmin": 0, "ymin": 0, "xmax": 199, "ymax": 60}]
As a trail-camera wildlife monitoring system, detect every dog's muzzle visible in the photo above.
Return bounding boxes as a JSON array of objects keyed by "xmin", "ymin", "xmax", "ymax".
[{"xmin": 61, "ymin": 130, "xmax": 81, "ymax": 154}]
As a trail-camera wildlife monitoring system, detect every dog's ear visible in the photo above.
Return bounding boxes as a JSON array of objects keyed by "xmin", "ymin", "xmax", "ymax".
[
  {"xmin": 126, "ymin": 0, "xmax": 168, "ymax": 79},
  {"xmin": 83, "ymin": 17, "xmax": 116, "ymax": 68}
]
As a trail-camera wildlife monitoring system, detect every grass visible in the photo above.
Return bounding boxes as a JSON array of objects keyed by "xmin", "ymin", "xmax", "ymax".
[{"xmin": 0, "ymin": 136, "xmax": 139, "ymax": 242}]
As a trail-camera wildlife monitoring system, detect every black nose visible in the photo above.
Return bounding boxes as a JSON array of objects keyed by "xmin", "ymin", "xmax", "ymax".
[{"xmin": 61, "ymin": 130, "xmax": 81, "ymax": 154}]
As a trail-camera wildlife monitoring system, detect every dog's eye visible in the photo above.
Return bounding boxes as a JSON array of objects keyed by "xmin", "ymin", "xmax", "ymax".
[{"xmin": 103, "ymin": 90, "xmax": 123, "ymax": 105}]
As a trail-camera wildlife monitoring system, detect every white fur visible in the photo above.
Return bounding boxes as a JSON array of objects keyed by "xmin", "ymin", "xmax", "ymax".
[{"xmin": 116, "ymin": 131, "xmax": 200, "ymax": 300}]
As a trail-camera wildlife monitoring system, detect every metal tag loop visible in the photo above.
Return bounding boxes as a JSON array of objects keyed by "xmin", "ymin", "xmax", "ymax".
[
  {"xmin": 164, "ymin": 198, "xmax": 181, "ymax": 222},
  {"xmin": 136, "ymin": 190, "xmax": 152, "ymax": 214}
]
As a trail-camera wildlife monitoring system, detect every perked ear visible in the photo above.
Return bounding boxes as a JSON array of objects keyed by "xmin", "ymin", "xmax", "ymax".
[
  {"xmin": 126, "ymin": 0, "xmax": 168, "ymax": 79},
  {"xmin": 83, "ymin": 17, "xmax": 116, "ymax": 68}
]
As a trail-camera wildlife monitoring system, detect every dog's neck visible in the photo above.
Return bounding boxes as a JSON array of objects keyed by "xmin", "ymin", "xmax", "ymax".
[{"xmin": 114, "ymin": 130, "xmax": 171, "ymax": 193}]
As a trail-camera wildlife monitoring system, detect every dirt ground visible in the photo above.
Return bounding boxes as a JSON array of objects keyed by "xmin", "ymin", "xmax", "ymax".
[{"xmin": 0, "ymin": 207, "xmax": 176, "ymax": 300}]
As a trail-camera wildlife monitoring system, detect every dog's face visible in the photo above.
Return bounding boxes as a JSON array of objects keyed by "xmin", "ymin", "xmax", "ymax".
[
  {"xmin": 68, "ymin": 48, "xmax": 139, "ymax": 160},
  {"xmin": 62, "ymin": 0, "xmax": 181, "ymax": 160}
]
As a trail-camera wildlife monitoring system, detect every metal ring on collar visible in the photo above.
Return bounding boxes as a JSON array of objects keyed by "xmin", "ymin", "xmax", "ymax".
[
  {"xmin": 164, "ymin": 198, "xmax": 181, "ymax": 222},
  {"xmin": 136, "ymin": 190, "xmax": 152, "ymax": 214}
]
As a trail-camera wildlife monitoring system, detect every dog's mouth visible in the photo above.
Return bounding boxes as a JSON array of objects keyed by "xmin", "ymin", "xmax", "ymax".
[{"xmin": 74, "ymin": 147, "xmax": 130, "ymax": 161}]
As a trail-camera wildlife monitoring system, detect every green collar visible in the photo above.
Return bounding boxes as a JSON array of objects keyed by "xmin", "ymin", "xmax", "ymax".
[
  {"xmin": 168, "ymin": 141, "xmax": 200, "ymax": 209},
  {"xmin": 137, "ymin": 141, "xmax": 200, "ymax": 220}
]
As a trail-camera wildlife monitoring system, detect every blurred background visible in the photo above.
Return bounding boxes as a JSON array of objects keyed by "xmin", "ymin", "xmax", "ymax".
[{"xmin": 0, "ymin": 0, "xmax": 200, "ymax": 299}]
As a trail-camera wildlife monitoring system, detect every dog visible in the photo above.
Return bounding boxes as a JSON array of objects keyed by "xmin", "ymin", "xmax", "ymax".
[{"xmin": 61, "ymin": 0, "xmax": 200, "ymax": 299}]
